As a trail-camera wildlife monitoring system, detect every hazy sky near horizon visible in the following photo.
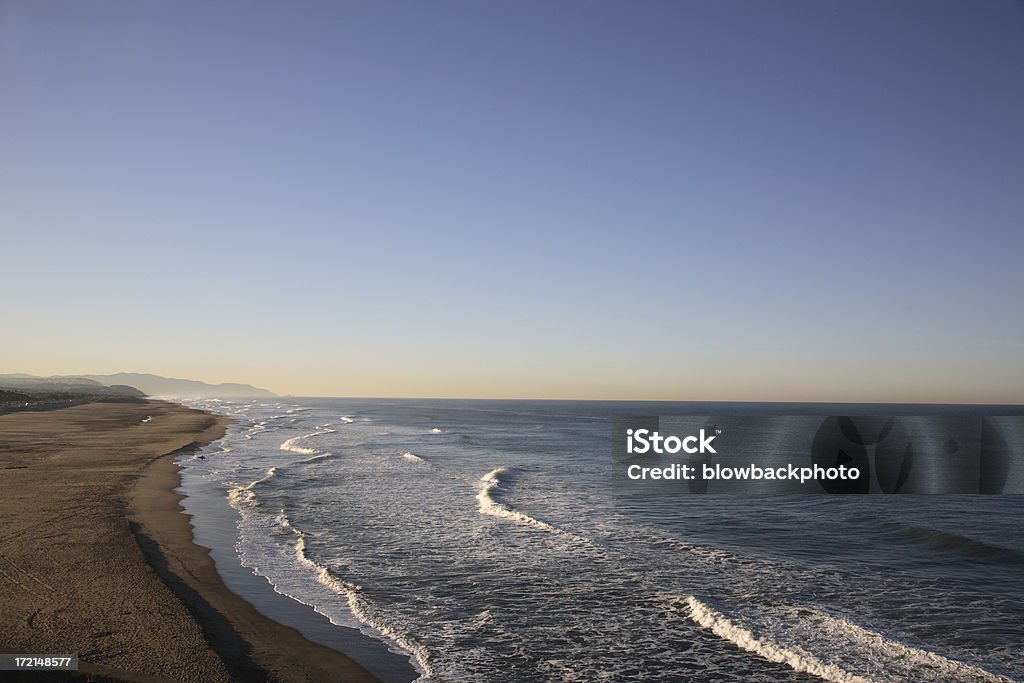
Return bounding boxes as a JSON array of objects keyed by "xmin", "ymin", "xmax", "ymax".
[{"xmin": 2, "ymin": 1, "xmax": 1023, "ymax": 401}]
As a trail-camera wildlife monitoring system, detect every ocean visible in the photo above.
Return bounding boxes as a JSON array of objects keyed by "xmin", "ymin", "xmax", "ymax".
[{"xmin": 176, "ymin": 398, "xmax": 1024, "ymax": 682}]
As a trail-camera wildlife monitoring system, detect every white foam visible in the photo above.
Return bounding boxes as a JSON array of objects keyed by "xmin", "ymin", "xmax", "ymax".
[
  {"xmin": 227, "ymin": 467, "xmax": 279, "ymax": 508},
  {"xmin": 677, "ymin": 595, "xmax": 1014, "ymax": 683},
  {"xmin": 340, "ymin": 416, "xmax": 355, "ymax": 424},
  {"xmin": 280, "ymin": 437, "xmax": 320, "ymax": 455},
  {"xmin": 681, "ymin": 595, "xmax": 868, "ymax": 683},
  {"xmin": 227, "ymin": 485, "xmax": 257, "ymax": 507},
  {"xmin": 244, "ymin": 421, "xmax": 272, "ymax": 441},
  {"xmin": 274, "ymin": 513, "xmax": 435, "ymax": 679},
  {"xmin": 279, "ymin": 427, "xmax": 335, "ymax": 456},
  {"xmin": 476, "ymin": 468, "xmax": 576, "ymax": 539},
  {"xmin": 402, "ymin": 452, "xmax": 428, "ymax": 465},
  {"xmin": 429, "ymin": 427, "xmax": 442, "ymax": 434}
]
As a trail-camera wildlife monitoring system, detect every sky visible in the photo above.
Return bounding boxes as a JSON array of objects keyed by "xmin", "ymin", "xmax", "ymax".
[{"xmin": 2, "ymin": 0, "xmax": 1023, "ymax": 401}]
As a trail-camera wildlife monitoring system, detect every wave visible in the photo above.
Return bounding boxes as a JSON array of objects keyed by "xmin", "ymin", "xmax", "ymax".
[
  {"xmin": 280, "ymin": 427, "xmax": 335, "ymax": 456},
  {"xmin": 274, "ymin": 512, "xmax": 434, "ymax": 679},
  {"xmin": 679, "ymin": 595, "xmax": 869, "ymax": 683},
  {"xmin": 402, "ymin": 452, "xmax": 428, "ymax": 465},
  {"xmin": 300, "ymin": 452, "xmax": 334, "ymax": 465},
  {"xmin": 674, "ymin": 595, "xmax": 1014, "ymax": 683},
  {"xmin": 243, "ymin": 420, "xmax": 274, "ymax": 440},
  {"xmin": 476, "ymin": 468, "xmax": 576, "ymax": 539},
  {"xmin": 340, "ymin": 416, "xmax": 355, "ymax": 424},
  {"xmin": 280, "ymin": 438, "xmax": 321, "ymax": 455},
  {"xmin": 429, "ymin": 427, "xmax": 443, "ymax": 434},
  {"xmin": 227, "ymin": 467, "xmax": 279, "ymax": 507},
  {"xmin": 230, "ymin": 429, "xmax": 341, "ymax": 506},
  {"xmin": 227, "ymin": 486, "xmax": 257, "ymax": 507}
]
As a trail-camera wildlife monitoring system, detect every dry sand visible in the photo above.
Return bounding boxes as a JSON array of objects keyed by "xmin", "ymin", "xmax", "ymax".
[{"xmin": 0, "ymin": 399, "xmax": 381, "ymax": 682}]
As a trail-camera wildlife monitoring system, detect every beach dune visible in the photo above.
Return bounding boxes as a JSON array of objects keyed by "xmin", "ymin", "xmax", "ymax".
[{"xmin": 0, "ymin": 399, "xmax": 379, "ymax": 682}]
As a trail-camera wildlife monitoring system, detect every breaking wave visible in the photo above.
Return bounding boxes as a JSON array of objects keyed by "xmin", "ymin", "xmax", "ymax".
[
  {"xmin": 476, "ymin": 468, "xmax": 578, "ymax": 539},
  {"xmin": 280, "ymin": 436, "xmax": 320, "ymax": 455},
  {"xmin": 274, "ymin": 512, "xmax": 434, "ymax": 679},
  {"xmin": 675, "ymin": 595, "xmax": 1014, "ymax": 683},
  {"xmin": 227, "ymin": 467, "xmax": 279, "ymax": 507},
  {"xmin": 280, "ymin": 427, "xmax": 335, "ymax": 456},
  {"xmin": 227, "ymin": 431, "xmax": 337, "ymax": 508}
]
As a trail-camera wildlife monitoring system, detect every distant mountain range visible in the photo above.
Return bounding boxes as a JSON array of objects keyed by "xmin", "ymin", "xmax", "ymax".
[
  {"xmin": 0, "ymin": 373, "xmax": 144, "ymax": 397},
  {"xmin": 81, "ymin": 373, "xmax": 276, "ymax": 398},
  {"xmin": 0, "ymin": 373, "xmax": 275, "ymax": 399}
]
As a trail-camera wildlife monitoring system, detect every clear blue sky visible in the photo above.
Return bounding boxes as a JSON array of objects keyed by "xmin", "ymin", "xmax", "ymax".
[{"xmin": 2, "ymin": 1, "xmax": 1023, "ymax": 401}]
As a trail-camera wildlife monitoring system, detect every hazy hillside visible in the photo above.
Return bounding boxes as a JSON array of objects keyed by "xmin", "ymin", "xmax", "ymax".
[
  {"xmin": 0, "ymin": 374, "xmax": 145, "ymax": 397},
  {"xmin": 82, "ymin": 373, "xmax": 275, "ymax": 398},
  {"xmin": 0, "ymin": 374, "xmax": 145, "ymax": 414}
]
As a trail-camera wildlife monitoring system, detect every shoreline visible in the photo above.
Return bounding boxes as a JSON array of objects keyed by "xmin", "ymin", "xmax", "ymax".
[
  {"xmin": 0, "ymin": 399, "xmax": 381, "ymax": 682},
  {"xmin": 175, "ymin": 450, "xmax": 420, "ymax": 683}
]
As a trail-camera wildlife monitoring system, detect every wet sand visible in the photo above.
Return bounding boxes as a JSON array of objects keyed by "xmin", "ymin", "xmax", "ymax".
[{"xmin": 0, "ymin": 399, "xmax": 380, "ymax": 682}]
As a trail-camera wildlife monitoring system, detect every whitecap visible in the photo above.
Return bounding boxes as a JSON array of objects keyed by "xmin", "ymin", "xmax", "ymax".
[{"xmin": 673, "ymin": 595, "xmax": 1013, "ymax": 683}]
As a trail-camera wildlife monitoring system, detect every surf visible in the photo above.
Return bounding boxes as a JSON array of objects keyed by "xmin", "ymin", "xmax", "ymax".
[
  {"xmin": 279, "ymin": 426, "xmax": 335, "ymax": 456},
  {"xmin": 273, "ymin": 512, "xmax": 435, "ymax": 680},
  {"xmin": 674, "ymin": 595, "xmax": 1015, "ymax": 683},
  {"xmin": 475, "ymin": 467, "xmax": 582, "ymax": 541}
]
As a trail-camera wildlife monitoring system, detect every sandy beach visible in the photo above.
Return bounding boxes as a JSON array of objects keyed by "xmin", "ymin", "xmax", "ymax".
[{"xmin": 0, "ymin": 399, "xmax": 380, "ymax": 683}]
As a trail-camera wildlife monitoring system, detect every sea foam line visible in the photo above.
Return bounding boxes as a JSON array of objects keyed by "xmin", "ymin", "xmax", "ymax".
[
  {"xmin": 682, "ymin": 595, "xmax": 869, "ymax": 683},
  {"xmin": 228, "ymin": 426, "xmax": 339, "ymax": 507},
  {"xmin": 274, "ymin": 513, "xmax": 434, "ymax": 679},
  {"xmin": 678, "ymin": 595, "xmax": 1015, "ymax": 683},
  {"xmin": 280, "ymin": 426, "xmax": 335, "ymax": 456},
  {"xmin": 476, "ymin": 468, "xmax": 584, "ymax": 542},
  {"xmin": 227, "ymin": 467, "xmax": 279, "ymax": 507}
]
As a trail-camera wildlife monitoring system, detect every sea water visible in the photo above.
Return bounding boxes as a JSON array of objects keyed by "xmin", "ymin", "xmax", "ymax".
[{"xmin": 176, "ymin": 398, "xmax": 1024, "ymax": 682}]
